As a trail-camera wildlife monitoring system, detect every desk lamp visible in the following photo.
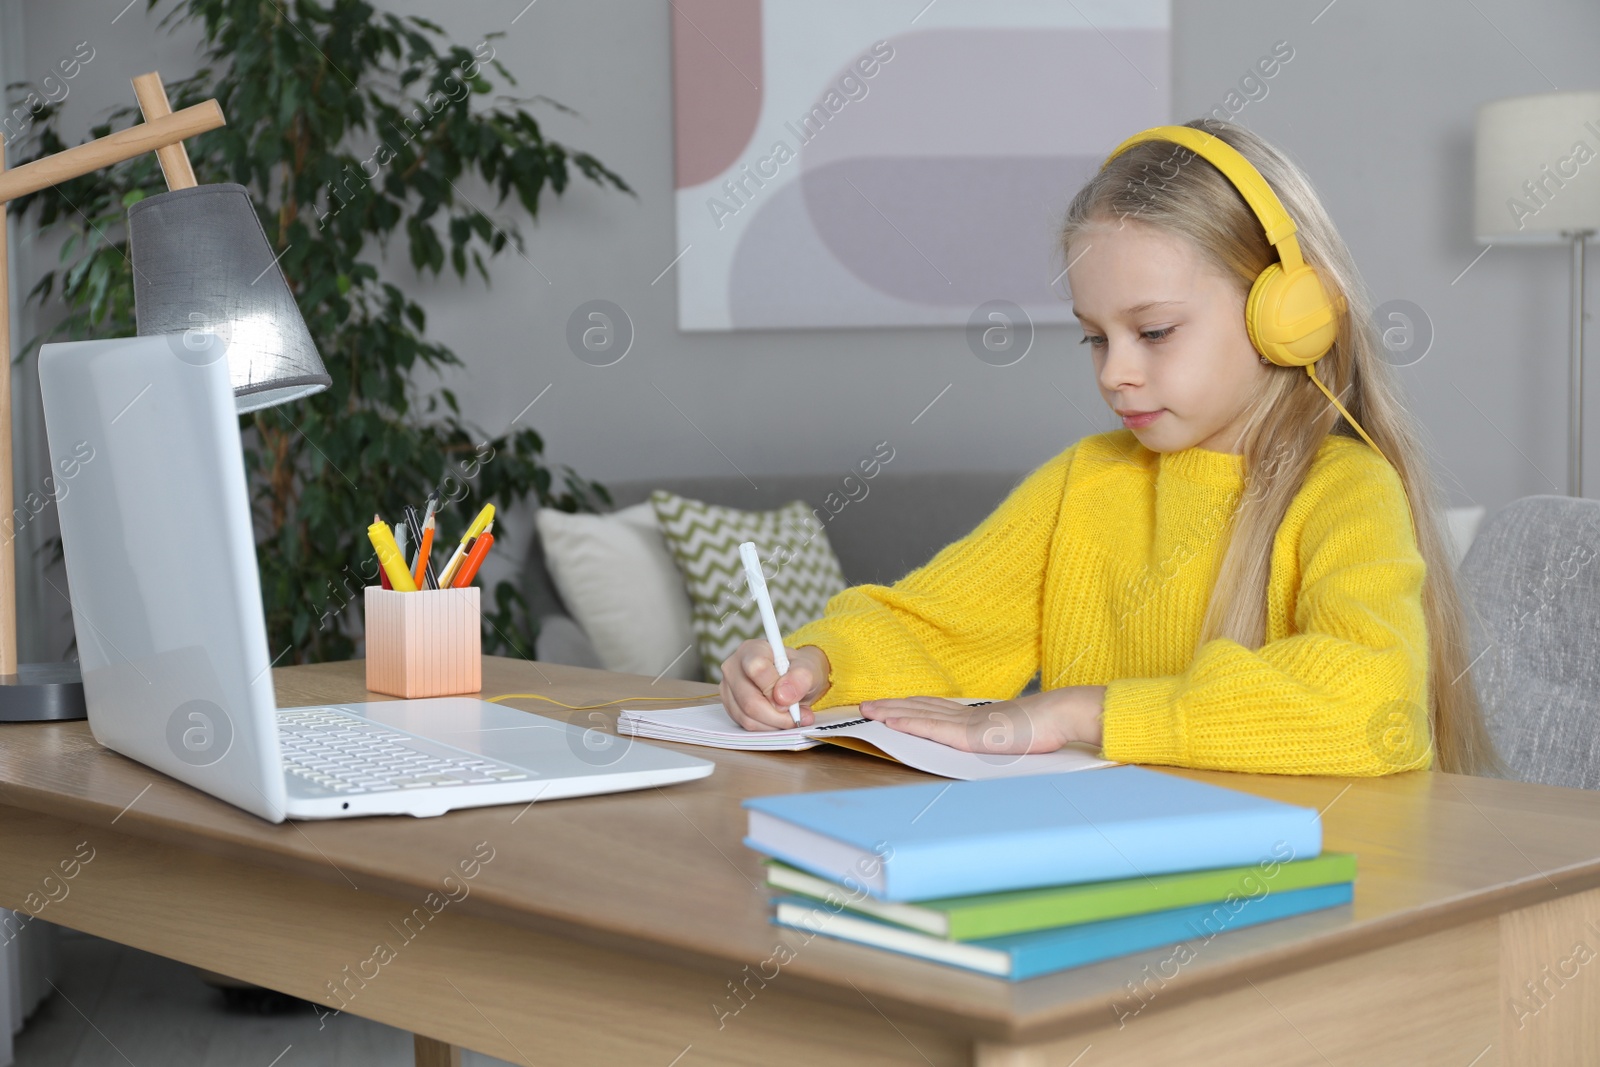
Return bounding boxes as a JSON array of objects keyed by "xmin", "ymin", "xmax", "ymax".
[
  {"xmin": 0, "ymin": 72, "xmax": 328, "ymax": 722},
  {"xmin": 126, "ymin": 73, "xmax": 329, "ymax": 411}
]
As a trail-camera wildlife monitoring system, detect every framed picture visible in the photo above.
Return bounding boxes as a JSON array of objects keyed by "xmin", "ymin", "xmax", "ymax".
[{"xmin": 671, "ymin": 0, "xmax": 1171, "ymax": 331}]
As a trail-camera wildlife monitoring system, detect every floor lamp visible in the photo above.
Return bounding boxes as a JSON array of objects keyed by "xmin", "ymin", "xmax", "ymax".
[{"xmin": 1474, "ymin": 91, "xmax": 1600, "ymax": 499}]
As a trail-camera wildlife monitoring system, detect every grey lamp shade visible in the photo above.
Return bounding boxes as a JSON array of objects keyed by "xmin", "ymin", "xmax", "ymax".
[
  {"xmin": 1474, "ymin": 91, "xmax": 1600, "ymax": 244},
  {"xmin": 129, "ymin": 183, "xmax": 331, "ymax": 413}
]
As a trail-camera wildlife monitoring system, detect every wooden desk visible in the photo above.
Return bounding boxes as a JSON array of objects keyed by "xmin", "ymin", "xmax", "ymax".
[{"xmin": 0, "ymin": 657, "xmax": 1597, "ymax": 1066}]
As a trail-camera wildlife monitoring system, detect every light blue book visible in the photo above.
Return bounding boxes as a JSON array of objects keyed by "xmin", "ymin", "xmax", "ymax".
[
  {"xmin": 771, "ymin": 882, "xmax": 1354, "ymax": 980},
  {"xmin": 742, "ymin": 766, "xmax": 1322, "ymax": 902}
]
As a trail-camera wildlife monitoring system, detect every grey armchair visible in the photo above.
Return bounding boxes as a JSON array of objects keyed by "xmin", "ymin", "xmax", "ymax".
[{"xmin": 1458, "ymin": 495, "xmax": 1600, "ymax": 789}]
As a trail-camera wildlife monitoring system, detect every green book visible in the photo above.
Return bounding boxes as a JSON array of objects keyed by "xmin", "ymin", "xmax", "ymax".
[{"xmin": 764, "ymin": 852, "xmax": 1358, "ymax": 941}]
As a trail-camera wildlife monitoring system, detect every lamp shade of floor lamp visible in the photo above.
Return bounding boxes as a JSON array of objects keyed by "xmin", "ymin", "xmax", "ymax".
[{"xmin": 1474, "ymin": 90, "xmax": 1600, "ymax": 498}]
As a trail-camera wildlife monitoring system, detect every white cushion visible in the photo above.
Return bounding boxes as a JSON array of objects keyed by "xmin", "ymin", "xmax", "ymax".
[{"xmin": 534, "ymin": 503, "xmax": 701, "ymax": 680}]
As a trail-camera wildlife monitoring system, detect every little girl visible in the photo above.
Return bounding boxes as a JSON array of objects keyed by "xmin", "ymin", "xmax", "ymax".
[{"xmin": 720, "ymin": 117, "xmax": 1501, "ymax": 778}]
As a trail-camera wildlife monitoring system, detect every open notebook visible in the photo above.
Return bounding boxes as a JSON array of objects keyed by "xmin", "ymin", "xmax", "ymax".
[{"xmin": 617, "ymin": 698, "xmax": 1116, "ymax": 781}]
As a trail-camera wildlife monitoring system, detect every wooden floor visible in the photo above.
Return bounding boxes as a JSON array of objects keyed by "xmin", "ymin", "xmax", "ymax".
[{"xmin": 14, "ymin": 929, "xmax": 514, "ymax": 1066}]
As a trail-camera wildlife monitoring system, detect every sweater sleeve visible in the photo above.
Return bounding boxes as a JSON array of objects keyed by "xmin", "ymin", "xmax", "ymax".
[
  {"xmin": 1100, "ymin": 451, "xmax": 1432, "ymax": 776},
  {"xmin": 782, "ymin": 446, "xmax": 1075, "ymax": 710}
]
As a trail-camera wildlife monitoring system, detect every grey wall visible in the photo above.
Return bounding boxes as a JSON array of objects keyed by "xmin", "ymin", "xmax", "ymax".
[{"xmin": 5, "ymin": 0, "xmax": 1599, "ymax": 661}]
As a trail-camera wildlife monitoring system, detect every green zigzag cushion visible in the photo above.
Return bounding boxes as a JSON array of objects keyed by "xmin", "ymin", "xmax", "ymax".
[{"xmin": 649, "ymin": 490, "xmax": 847, "ymax": 683}]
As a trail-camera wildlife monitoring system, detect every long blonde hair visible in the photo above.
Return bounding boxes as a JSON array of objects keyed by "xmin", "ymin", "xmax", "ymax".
[{"xmin": 1059, "ymin": 118, "xmax": 1502, "ymax": 777}]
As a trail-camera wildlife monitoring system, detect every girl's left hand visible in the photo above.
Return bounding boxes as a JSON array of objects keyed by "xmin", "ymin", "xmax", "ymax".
[{"xmin": 858, "ymin": 687, "xmax": 1106, "ymax": 754}]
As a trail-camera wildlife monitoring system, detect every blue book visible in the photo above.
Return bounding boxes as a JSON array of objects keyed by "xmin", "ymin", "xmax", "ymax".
[
  {"xmin": 742, "ymin": 766, "xmax": 1322, "ymax": 902},
  {"xmin": 771, "ymin": 882, "xmax": 1354, "ymax": 980}
]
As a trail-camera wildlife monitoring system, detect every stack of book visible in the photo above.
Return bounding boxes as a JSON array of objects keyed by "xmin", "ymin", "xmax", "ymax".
[{"xmin": 741, "ymin": 766, "xmax": 1356, "ymax": 980}]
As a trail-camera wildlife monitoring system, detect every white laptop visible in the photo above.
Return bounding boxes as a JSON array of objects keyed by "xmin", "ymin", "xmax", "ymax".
[{"xmin": 37, "ymin": 334, "xmax": 713, "ymax": 822}]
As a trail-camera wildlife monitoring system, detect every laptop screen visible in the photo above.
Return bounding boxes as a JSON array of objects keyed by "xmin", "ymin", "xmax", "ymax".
[{"xmin": 38, "ymin": 334, "xmax": 287, "ymax": 821}]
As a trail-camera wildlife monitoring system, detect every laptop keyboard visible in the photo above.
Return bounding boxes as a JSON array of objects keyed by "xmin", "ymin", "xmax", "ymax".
[{"xmin": 277, "ymin": 707, "xmax": 531, "ymax": 794}]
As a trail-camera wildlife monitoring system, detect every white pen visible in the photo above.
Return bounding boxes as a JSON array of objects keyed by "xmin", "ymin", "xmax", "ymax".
[{"xmin": 739, "ymin": 540, "xmax": 801, "ymax": 725}]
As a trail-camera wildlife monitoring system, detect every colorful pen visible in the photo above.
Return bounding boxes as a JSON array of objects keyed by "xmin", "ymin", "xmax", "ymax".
[
  {"xmin": 439, "ymin": 503, "xmax": 495, "ymax": 588},
  {"xmin": 401, "ymin": 504, "xmax": 422, "ymax": 567},
  {"xmin": 452, "ymin": 530, "xmax": 495, "ymax": 588}
]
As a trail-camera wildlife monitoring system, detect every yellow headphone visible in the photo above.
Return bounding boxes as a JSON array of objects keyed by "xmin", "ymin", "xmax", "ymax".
[{"xmin": 1100, "ymin": 125, "xmax": 1392, "ymax": 467}]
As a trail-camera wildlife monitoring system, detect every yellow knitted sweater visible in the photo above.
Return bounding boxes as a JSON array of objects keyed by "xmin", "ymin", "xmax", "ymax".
[{"xmin": 783, "ymin": 429, "xmax": 1432, "ymax": 776}]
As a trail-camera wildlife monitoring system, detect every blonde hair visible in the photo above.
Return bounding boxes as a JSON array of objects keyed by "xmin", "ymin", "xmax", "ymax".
[{"xmin": 1059, "ymin": 118, "xmax": 1502, "ymax": 777}]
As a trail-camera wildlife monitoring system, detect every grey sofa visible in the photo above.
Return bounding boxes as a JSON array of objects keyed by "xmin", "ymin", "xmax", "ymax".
[{"xmin": 523, "ymin": 469, "xmax": 1031, "ymax": 680}]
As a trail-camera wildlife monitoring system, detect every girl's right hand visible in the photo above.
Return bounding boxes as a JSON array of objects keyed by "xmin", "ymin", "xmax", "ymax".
[{"xmin": 720, "ymin": 640, "xmax": 831, "ymax": 731}]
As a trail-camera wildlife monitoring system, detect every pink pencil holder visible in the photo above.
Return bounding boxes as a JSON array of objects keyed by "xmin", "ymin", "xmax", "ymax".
[{"xmin": 364, "ymin": 586, "xmax": 482, "ymax": 698}]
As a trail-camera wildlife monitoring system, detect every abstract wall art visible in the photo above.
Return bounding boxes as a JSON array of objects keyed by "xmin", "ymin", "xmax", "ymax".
[{"xmin": 671, "ymin": 0, "xmax": 1171, "ymax": 331}]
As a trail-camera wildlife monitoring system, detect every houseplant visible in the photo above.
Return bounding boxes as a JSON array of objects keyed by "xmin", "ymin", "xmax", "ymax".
[{"xmin": 8, "ymin": 0, "xmax": 626, "ymax": 661}]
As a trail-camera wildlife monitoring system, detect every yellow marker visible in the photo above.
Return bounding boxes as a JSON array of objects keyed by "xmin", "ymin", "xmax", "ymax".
[
  {"xmin": 464, "ymin": 502, "xmax": 496, "ymax": 540},
  {"xmin": 368, "ymin": 520, "xmax": 419, "ymax": 592},
  {"xmin": 439, "ymin": 503, "xmax": 496, "ymax": 587}
]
